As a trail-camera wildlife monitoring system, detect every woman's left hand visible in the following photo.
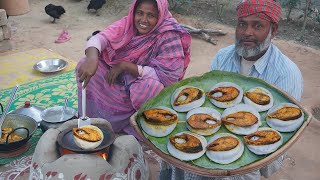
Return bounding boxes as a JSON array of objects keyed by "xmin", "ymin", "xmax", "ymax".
[
  {"xmin": 106, "ymin": 63, "xmax": 125, "ymax": 85},
  {"xmin": 106, "ymin": 61, "xmax": 139, "ymax": 85}
]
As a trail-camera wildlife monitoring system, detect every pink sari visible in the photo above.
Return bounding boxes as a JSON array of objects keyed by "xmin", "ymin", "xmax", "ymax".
[{"xmin": 76, "ymin": 0, "xmax": 191, "ymax": 138}]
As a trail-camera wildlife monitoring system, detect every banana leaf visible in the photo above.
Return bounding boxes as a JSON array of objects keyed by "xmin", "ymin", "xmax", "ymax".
[{"xmin": 134, "ymin": 70, "xmax": 310, "ymax": 173}]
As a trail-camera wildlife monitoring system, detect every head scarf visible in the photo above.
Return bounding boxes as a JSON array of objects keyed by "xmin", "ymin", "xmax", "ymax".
[
  {"xmin": 98, "ymin": 0, "xmax": 191, "ymax": 80},
  {"xmin": 100, "ymin": 0, "xmax": 172, "ymax": 50},
  {"xmin": 237, "ymin": 0, "xmax": 282, "ymax": 24}
]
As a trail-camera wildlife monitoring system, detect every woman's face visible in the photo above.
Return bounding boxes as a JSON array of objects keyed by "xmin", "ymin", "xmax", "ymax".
[{"xmin": 134, "ymin": 1, "xmax": 159, "ymax": 35}]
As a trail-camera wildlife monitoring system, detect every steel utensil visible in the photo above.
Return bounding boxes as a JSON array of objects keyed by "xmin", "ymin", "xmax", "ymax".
[
  {"xmin": 33, "ymin": 58, "xmax": 68, "ymax": 73},
  {"xmin": 78, "ymin": 82, "xmax": 91, "ymax": 127},
  {"xmin": 0, "ymin": 85, "xmax": 19, "ymax": 135}
]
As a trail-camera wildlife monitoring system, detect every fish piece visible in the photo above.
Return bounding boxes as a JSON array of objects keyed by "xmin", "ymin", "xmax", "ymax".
[
  {"xmin": 267, "ymin": 107, "xmax": 302, "ymax": 121},
  {"xmin": 244, "ymin": 130, "xmax": 281, "ymax": 146},
  {"xmin": 0, "ymin": 128, "xmax": 23, "ymax": 143},
  {"xmin": 1, "ymin": 127, "xmax": 13, "ymax": 134},
  {"xmin": 143, "ymin": 108, "xmax": 177, "ymax": 125},
  {"xmin": 169, "ymin": 133, "xmax": 203, "ymax": 153},
  {"xmin": 206, "ymin": 87, "xmax": 239, "ymax": 102},
  {"xmin": 187, "ymin": 113, "xmax": 221, "ymax": 129},
  {"xmin": 73, "ymin": 127, "xmax": 102, "ymax": 142},
  {"xmin": 207, "ymin": 136, "xmax": 239, "ymax": 151},
  {"xmin": 174, "ymin": 87, "xmax": 203, "ymax": 106},
  {"xmin": 222, "ymin": 111, "xmax": 258, "ymax": 127},
  {"xmin": 245, "ymin": 92, "xmax": 270, "ymax": 105}
]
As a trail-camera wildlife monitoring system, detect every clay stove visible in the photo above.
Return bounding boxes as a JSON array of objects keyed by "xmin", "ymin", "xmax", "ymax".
[{"xmin": 29, "ymin": 118, "xmax": 149, "ymax": 180}]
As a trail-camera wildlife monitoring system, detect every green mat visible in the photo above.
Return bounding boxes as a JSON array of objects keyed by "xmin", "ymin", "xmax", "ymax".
[{"xmin": 0, "ymin": 71, "xmax": 78, "ymax": 165}]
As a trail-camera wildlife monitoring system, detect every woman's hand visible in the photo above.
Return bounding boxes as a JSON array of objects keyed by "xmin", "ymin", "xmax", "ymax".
[
  {"xmin": 77, "ymin": 47, "xmax": 100, "ymax": 88},
  {"xmin": 106, "ymin": 61, "xmax": 139, "ymax": 85}
]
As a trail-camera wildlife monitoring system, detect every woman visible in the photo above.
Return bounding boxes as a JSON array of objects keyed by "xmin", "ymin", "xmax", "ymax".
[{"xmin": 76, "ymin": 0, "xmax": 191, "ymax": 138}]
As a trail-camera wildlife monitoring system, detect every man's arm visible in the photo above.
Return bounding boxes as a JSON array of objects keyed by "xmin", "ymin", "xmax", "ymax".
[{"xmin": 275, "ymin": 72, "xmax": 303, "ymax": 101}]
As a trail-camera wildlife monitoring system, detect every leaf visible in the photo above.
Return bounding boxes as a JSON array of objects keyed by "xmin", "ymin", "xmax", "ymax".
[{"xmin": 136, "ymin": 70, "xmax": 308, "ymax": 170}]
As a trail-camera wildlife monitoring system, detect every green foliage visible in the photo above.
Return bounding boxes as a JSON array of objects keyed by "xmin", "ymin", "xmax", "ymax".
[
  {"xmin": 307, "ymin": 6, "xmax": 320, "ymax": 23},
  {"xmin": 281, "ymin": 0, "xmax": 302, "ymax": 20},
  {"xmin": 215, "ymin": 0, "xmax": 233, "ymax": 20},
  {"xmin": 168, "ymin": 0, "xmax": 192, "ymax": 11}
]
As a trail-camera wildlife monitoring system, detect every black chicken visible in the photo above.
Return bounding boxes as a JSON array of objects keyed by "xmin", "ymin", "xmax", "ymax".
[
  {"xmin": 86, "ymin": 30, "xmax": 101, "ymax": 41},
  {"xmin": 45, "ymin": 4, "xmax": 66, "ymax": 23},
  {"xmin": 87, "ymin": 0, "xmax": 106, "ymax": 13}
]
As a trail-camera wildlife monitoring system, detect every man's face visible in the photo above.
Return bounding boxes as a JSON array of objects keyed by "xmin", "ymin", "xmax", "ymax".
[{"xmin": 235, "ymin": 15, "xmax": 277, "ymax": 58}]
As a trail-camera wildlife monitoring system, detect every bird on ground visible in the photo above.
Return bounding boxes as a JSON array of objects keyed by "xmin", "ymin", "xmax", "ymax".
[
  {"xmin": 45, "ymin": 4, "xmax": 66, "ymax": 23},
  {"xmin": 87, "ymin": 0, "xmax": 106, "ymax": 14},
  {"xmin": 86, "ymin": 30, "xmax": 101, "ymax": 41}
]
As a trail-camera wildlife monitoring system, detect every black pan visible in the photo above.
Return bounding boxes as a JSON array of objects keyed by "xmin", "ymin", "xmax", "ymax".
[
  {"xmin": 0, "ymin": 114, "xmax": 38, "ymax": 151},
  {"xmin": 57, "ymin": 124, "xmax": 115, "ymax": 153}
]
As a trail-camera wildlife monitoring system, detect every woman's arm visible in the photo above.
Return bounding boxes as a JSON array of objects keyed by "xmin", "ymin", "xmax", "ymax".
[{"xmin": 77, "ymin": 36, "xmax": 101, "ymax": 88}]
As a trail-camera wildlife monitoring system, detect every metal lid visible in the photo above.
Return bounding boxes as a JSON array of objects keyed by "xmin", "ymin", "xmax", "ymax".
[{"xmin": 10, "ymin": 101, "xmax": 45, "ymax": 124}]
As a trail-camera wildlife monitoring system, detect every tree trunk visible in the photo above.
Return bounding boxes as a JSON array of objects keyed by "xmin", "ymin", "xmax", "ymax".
[{"xmin": 299, "ymin": 0, "xmax": 312, "ymax": 39}]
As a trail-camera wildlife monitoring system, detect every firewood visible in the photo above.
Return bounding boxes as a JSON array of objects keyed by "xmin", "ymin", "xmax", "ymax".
[{"xmin": 181, "ymin": 24, "xmax": 226, "ymax": 45}]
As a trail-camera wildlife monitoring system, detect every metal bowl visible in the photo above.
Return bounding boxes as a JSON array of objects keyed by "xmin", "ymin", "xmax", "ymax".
[
  {"xmin": 33, "ymin": 58, "xmax": 68, "ymax": 73},
  {"xmin": 41, "ymin": 106, "xmax": 77, "ymax": 123}
]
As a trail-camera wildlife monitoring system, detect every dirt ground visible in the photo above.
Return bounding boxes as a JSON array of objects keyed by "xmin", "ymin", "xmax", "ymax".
[{"xmin": 1, "ymin": 0, "xmax": 320, "ymax": 179}]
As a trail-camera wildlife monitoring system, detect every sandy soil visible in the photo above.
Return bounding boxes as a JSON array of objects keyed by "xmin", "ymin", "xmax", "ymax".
[{"xmin": 1, "ymin": 0, "xmax": 320, "ymax": 179}]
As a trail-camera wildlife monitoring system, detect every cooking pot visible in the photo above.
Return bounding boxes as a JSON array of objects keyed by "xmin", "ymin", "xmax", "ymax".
[
  {"xmin": 10, "ymin": 101, "xmax": 45, "ymax": 125},
  {"xmin": 0, "ymin": 114, "xmax": 38, "ymax": 151}
]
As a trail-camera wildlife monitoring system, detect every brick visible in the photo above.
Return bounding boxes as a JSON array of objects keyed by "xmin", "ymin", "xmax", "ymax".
[
  {"xmin": 0, "ymin": 40, "xmax": 12, "ymax": 52},
  {"xmin": 0, "ymin": 9, "xmax": 7, "ymax": 26},
  {"xmin": 2, "ymin": 25, "xmax": 11, "ymax": 39}
]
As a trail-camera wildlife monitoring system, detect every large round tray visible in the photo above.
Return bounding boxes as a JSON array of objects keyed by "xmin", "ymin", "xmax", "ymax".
[{"xmin": 130, "ymin": 70, "xmax": 311, "ymax": 177}]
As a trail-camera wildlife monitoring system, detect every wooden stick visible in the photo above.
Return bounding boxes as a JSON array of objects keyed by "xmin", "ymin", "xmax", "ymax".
[
  {"xmin": 187, "ymin": 29, "xmax": 227, "ymax": 36},
  {"xmin": 181, "ymin": 24, "xmax": 227, "ymax": 45}
]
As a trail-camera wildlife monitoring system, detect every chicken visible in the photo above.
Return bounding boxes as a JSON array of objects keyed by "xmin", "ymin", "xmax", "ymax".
[
  {"xmin": 45, "ymin": 4, "xmax": 66, "ymax": 23},
  {"xmin": 86, "ymin": 30, "xmax": 101, "ymax": 41},
  {"xmin": 92, "ymin": 30, "xmax": 101, "ymax": 36},
  {"xmin": 87, "ymin": 0, "xmax": 106, "ymax": 13}
]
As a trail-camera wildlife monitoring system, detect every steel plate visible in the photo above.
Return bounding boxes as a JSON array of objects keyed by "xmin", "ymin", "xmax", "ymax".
[{"xmin": 33, "ymin": 58, "xmax": 68, "ymax": 73}]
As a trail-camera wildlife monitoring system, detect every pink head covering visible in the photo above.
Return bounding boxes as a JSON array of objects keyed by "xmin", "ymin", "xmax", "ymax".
[
  {"xmin": 237, "ymin": 0, "xmax": 282, "ymax": 24},
  {"xmin": 100, "ymin": 0, "xmax": 172, "ymax": 50}
]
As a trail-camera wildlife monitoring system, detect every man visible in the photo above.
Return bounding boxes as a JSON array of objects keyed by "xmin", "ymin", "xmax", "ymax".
[
  {"xmin": 211, "ymin": 0, "xmax": 303, "ymax": 101},
  {"xmin": 159, "ymin": 0, "xmax": 303, "ymax": 179}
]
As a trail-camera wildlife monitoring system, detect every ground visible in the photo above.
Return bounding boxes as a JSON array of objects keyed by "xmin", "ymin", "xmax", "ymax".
[{"xmin": 1, "ymin": 0, "xmax": 320, "ymax": 179}]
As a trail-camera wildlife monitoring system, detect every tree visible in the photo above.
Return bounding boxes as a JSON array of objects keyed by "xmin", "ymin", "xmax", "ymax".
[
  {"xmin": 168, "ymin": 0, "xmax": 192, "ymax": 11},
  {"xmin": 282, "ymin": 0, "xmax": 301, "ymax": 21},
  {"xmin": 299, "ymin": 0, "xmax": 312, "ymax": 39}
]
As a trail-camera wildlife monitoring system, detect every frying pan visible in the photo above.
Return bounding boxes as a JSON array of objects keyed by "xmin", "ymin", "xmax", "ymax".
[
  {"xmin": 57, "ymin": 124, "xmax": 115, "ymax": 153},
  {"xmin": 0, "ymin": 114, "xmax": 38, "ymax": 151}
]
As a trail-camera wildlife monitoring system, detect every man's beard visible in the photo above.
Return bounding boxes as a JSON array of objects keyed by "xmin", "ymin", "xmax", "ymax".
[{"xmin": 235, "ymin": 28, "xmax": 272, "ymax": 58}]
